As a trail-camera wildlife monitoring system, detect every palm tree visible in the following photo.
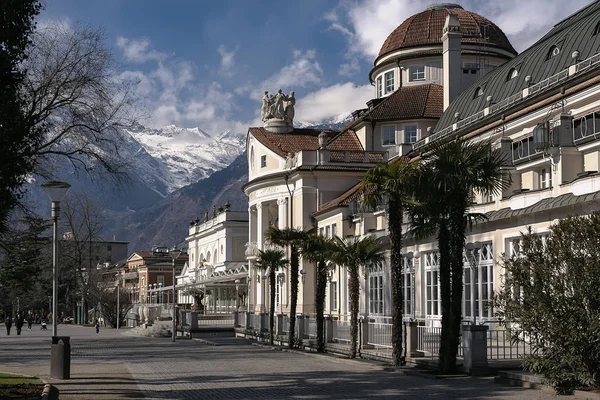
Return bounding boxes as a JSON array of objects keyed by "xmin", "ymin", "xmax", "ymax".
[
  {"xmin": 330, "ymin": 235, "xmax": 385, "ymax": 358},
  {"xmin": 360, "ymin": 158, "xmax": 417, "ymax": 366},
  {"xmin": 267, "ymin": 226, "xmax": 308, "ymax": 348},
  {"xmin": 255, "ymin": 249, "xmax": 288, "ymax": 345},
  {"xmin": 413, "ymin": 138, "xmax": 509, "ymax": 373},
  {"xmin": 301, "ymin": 233, "xmax": 334, "ymax": 352}
]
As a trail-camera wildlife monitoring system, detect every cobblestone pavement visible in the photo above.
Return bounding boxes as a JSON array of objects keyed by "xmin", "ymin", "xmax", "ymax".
[{"xmin": 0, "ymin": 323, "xmax": 591, "ymax": 399}]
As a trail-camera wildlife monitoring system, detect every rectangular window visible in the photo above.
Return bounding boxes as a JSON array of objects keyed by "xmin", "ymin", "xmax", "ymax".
[
  {"xmin": 425, "ymin": 252, "xmax": 440, "ymax": 317},
  {"xmin": 404, "ymin": 125, "xmax": 418, "ymax": 143},
  {"xmin": 325, "ymin": 225, "xmax": 330, "ymax": 239},
  {"xmin": 369, "ymin": 274, "xmax": 384, "ymax": 314},
  {"xmin": 409, "ymin": 66, "xmax": 425, "ymax": 81},
  {"xmin": 260, "ymin": 155, "xmax": 267, "ymax": 168},
  {"xmin": 402, "ymin": 256, "xmax": 413, "ymax": 317},
  {"xmin": 377, "ymin": 76, "xmax": 383, "ymax": 97},
  {"xmin": 464, "ymin": 242, "xmax": 495, "ymax": 320},
  {"xmin": 330, "ymin": 282, "xmax": 338, "ymax": 310},
  {"xmin": 385, "ymin": 71, "xmax": 395, "ymax": 93},
  {"xmin": 331, "ymin": 223, "xmax": 337, "ymax": 238},
  {"xmin": 540, "ymin": 168, "xmax": 552, "ymax": 188},
  {"xmin": 320, "ymin": 227, "xmax": 325, "ymax": 237},
  {"xmin": 382, "ymin": 125, "xmax": 396, "ymax": 146}
]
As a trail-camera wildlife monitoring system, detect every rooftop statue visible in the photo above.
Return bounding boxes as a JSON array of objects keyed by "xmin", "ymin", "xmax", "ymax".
[{"xmin": 262, "ymin": 89, "xmax": 295, "ymax": 126}]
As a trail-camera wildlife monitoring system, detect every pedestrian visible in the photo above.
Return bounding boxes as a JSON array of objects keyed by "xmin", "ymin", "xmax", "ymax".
[
  {"xmin": 27, "ymin": 314, "xmax": 32, "ymax": 331},
  {"xmin": 5, "ymin": 316, "xmax": 12, "ymax": 335},
  {"xmin": 95, "ymin": 319, "xmax": 100, "ymax": 335},
  {"xmin": 15, "ymin": 313, "xmax": 24, "ymax": 335}
]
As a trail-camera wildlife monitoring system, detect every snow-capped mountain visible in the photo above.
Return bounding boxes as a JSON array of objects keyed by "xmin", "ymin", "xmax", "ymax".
[
  {"xmin": 295, "ymin": 113, "xmax": 353, "ymax": 130},
  {"xmin": 126, "ymin": 124, "xmax": 246, "ymax": 195}
]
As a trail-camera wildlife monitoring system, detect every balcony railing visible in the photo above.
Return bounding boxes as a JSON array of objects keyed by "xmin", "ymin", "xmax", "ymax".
[{"xmin": 512, "ymin": 136, "xmax": 542, "ymax": 163}]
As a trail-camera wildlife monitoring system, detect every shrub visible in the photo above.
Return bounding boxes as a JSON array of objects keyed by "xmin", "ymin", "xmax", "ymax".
[{"xmin": 494, "ymin": 213, "xmax": 600, "ymax": 393}]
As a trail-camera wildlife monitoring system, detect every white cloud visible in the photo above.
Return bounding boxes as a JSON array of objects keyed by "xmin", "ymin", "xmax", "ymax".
[
  {"xmin": 217, "ymin": 45, "xmax": 237, "ymax": 77},
  {"xmin": 295, "ymin": 82, "xmax": 373, "ymax": 123},
  {"xmin": 328, "ymin": 0, "xmax": 593, "ymax": 59},
  {"xmin": 116, "ymin": 36, "xmax": 166, "ymax": 63},
  {"xmin": 339, "ymin": 59, "xmax": 360, "ymax": 77}
]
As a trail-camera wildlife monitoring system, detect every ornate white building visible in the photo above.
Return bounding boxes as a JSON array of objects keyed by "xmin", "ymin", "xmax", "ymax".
[{"xmin": 243, "ymin": 1, "xmax": 600, "ymax": 331}]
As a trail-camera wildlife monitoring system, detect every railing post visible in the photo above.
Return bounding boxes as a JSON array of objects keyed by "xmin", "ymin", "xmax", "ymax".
[
  {"xmin": 361, "ymin": 318, "xmax": 372, "ymax": 348},
  {"xmin": 405, "ymin": 321, "xmax": 422, "ymax": 360},
  {"xmin": 276, "ymin": 314, "xmax": 284, "ymax": 336},
  {"xmin": 260, "ymin": 312, "xmax": 268, "ymax": 333},
  {"xmin": 245, "ymin": 312, "xmax": 251, "ymax": 330},
  {"xmin": 462, "ymin": 324, "xmax": 489, "ymax": 375},
  {"xmin": 190, "ymin": 311, "xmax": 198, "ymax": 329},
  {"xmin": 233, "ymin": 311, "xmax": 239, "ymax": 328},
  {"xmin": 325, "ymin": 316, "xmax": 333, "ymax": 343}
]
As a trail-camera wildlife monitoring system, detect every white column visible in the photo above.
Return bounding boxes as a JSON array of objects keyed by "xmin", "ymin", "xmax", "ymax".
[
  {"xmin": 277, "ymin": 198, "xmax": 288, "ymax": 229},
  {"xmin": 256, "ymin": 203, "xmax": 265, "ymax": 249}
]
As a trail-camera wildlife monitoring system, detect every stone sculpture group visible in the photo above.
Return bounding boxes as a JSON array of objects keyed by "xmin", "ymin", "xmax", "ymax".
[{"xmin": 261, "ymin": 89, "xmax": 295, "ymax": 124}]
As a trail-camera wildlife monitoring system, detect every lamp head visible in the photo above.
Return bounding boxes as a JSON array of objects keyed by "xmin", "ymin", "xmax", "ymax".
[
  {"xmin": 170, "ymin": 246, "xmax": 183, "ymax": 263},
  {"xmin": 41, "ymin": 181, "xmax": 71, "ymax": 202}
]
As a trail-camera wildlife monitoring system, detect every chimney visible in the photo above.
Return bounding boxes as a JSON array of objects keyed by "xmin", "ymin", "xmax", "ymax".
[{"xmin": 442, "ymin": 13, "xmax": 462, "ymax": 110}]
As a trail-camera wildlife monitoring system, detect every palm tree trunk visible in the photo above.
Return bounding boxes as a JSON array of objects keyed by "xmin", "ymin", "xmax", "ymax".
[
  {"xmin": 288, "ymin": 245, "xmax": 299, "ymax": 348},
  {"xmin": 349, "ymin": 266, "xmax": 359, "ymax": 358},
  {"xmin": 388, "ymin": 200, "xmax": 404, "ymax": 366},
  {"xmin": 316, "ymin": 260, "xmax": 327, "ymax": 352},
  {"xmin": 438, "ymin": 221, "xmax": 453, "ymax": 373},
  {"xmin": 448, "ymin": 209, "xmax": 468, "ymax": 373},
  {"xmin": 269, "ymin": 268, "xmax": 276, "ymax": 345}
]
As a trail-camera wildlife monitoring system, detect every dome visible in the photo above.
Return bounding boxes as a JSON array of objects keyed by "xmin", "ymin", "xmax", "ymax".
[{"xmin": 377, "ymin": 4, "xmax": 517, "ymax": 61}]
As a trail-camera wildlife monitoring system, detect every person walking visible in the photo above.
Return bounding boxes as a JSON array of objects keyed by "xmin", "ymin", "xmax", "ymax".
[
  {"xmin": 15, "ymin": 313, "xmax": 24, "ymax": 335},
  {"xmin": 5, "ymin": 316, "xmax": 12, "ymax": 335},
  {"xmin": 27, "ymin": 314, "xmax": 32, "ymax": 331},
  {"xmin": 95, "ymin": 319, "xmax": 100, "ymax": 335}
]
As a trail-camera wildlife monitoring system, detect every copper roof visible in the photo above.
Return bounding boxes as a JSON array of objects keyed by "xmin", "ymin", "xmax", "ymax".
[
  {"xmin": 248, "ymin": 127, "xmax": 364, "ymax": 157},
  {"xmin": 377, "ymin": 4, "xmax": 516, "ymax": 60},
  {"xmin": 365, "ymin": 84, "xmax": 443, "ymax": 121}
]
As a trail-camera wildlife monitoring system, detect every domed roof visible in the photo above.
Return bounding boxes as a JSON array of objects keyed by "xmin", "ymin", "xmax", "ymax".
[{"xmin": 377, "ymin": 4, "xmax": 517, "ymax": 60}]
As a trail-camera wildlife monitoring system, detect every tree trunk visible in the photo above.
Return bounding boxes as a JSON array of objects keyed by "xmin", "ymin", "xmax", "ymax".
[
  {"xmin": 316, "ymin": 260, "xmax": 327, "ymax": 352},
  {"xmin": 388, "ymin": 199, "xmax": 405, "ymax": 366},
  {"xmin": 438, "ymin": 221, "xmax": 453, "ymax": 373},
  {"xmin": 349, "ymin": 266, "xmax": 360, "ymax": 358},
  {"xmin": 448, "ymin": 209, "xmax": 468, "ymax": 373},
  {"xmin": 288, "ymin": 245, "xmax": 299, "ymax": 348},
  {"xmin": 269, "ymin": 268, "xmax": 276, "ymax": 345}
]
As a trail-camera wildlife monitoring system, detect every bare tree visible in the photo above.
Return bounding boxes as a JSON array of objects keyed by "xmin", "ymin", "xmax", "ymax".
[
  {"xmin": 60, "ymin": 193, "xmax": 106, "ymax": 322},
  {"xmin": 21, "ymin": 22, "xmax": 143, "ymax": 182}
]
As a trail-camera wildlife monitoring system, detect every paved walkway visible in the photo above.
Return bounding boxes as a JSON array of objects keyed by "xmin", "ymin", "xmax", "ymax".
[{"xmin": 0, "ymin": 323, "xmax": 592, "ymax": 399}]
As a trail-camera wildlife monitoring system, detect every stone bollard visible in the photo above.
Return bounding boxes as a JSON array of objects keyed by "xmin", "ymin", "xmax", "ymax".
[
  {"xmin": 245, "ymin": 312, "xmax": 251, "ymax": 330},
  {"xmin": 462, "ymin": 324, "xmax": 489, "ymax": 375},
  {"xmin": 260, "ymin": 312, "xmax": 268, "ymax": 333}
]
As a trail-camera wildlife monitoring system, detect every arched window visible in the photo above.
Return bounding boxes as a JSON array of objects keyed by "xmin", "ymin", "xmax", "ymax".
[
  {"xmin": 250, "ymin": 147, "xmax": 255, "ymax": 171},
  {"xmin": 474, "ymin": 87, "xmax": 484, "ymax": 98},
  {"xmin": 507, "ymin": 68, "xmax": 518, "ymax": 81},
  {"xmin": 547, "ymin": 45, "xmax": 560, "ymax": 60}
]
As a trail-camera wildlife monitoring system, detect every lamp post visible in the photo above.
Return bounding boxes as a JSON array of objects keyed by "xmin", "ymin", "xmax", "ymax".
[
  {"xmin": 300, "ymin": 269, "xmax": 306, "ymax": 315},
  {"xmin": 407, "ymin": 251, "xmax": 420, "ymax": 321},
  {"xmin": 42, "ymin": 181, "xmax": 71, "ymax": 337},
  {"xmin": 170, "ymin": 247, "xmax": 182, "ymax": 342},
  {"xmin": 465, "ymin": 242, "xmax": 482, "ymax": 325},
  {"xmin": 234, "ymin": 279, "xmax": 241, "ymax": 310},
  {"xmin": 115, "ymin": 273, "xmax": 121, "ymax": 329}
]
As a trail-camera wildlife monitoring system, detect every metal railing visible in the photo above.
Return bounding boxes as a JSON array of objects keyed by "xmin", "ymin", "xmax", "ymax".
[
  {"xmin": 248, "ymin": 313, "xmax": 261, "ymax": 330},
  {"xmin": 417, "ymin": 326, "xmax": 441, "ymax": 356},
  {"xmin": 307, "ymin": 316, "xmax": 317, "ymax": 338},
  {"xmin": 487, "ymin": 328, "xmax": 534, "ymax": 360},
  {"xmin": 367, "ymin": 320, "xmax": 393, "ymax": 349},
  {"xmin": 198, "ymin": 314, "xmax": 234, "ymax": 326},
  {"xmin": 332, "ymin": 319, "xmax": 351, "ymax": 343},
  {"xmin": 512, "ymin": 136, "xmax": 542, "ymax": 163}
]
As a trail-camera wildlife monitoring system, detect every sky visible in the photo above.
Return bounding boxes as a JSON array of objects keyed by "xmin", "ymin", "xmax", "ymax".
[{"xmin": 39, "ymin": 0, "xmax": 593, "ymax": 135}]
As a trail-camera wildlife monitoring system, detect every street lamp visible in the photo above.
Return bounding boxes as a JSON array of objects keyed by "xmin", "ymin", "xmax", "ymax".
[
  {"xmin": 42, "ymin": 181, "xmax": 71, "ymax": 337},
  {"xmin": 406, "ymin": 251, "xmax": 420, "ymax": 321},
  {"xmin": 465, "ymin": 242, "xmax": 482, "ymax": 325},
  {"xmin": 170, "ymin": 247, "xmax": 182, "ymax": 342},
  {"xmin": 115, "ymin": 273, "xmax": 121, "ymax": 329}
]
